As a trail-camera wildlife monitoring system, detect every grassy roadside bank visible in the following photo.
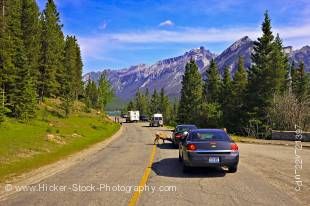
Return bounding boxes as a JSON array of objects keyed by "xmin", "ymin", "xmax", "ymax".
[{"xmin": 0, "ymin": 99, "xmax": 120, "ymax": 183}]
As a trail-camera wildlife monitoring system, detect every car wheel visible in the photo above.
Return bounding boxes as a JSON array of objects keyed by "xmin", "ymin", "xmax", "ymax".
[{"xmin": 228, "ymin": 165, "xmax": 238, "ymax": 173}]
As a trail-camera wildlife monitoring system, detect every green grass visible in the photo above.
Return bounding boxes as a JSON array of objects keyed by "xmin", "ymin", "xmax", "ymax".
[
  {"xmin": 0, "ymin": 99, "xmax": 120, "ymax": 182},
  {"xmin": 164, "ymin": 125, "xmax": 175, "ymax": 130},
  {"xmin": 230, "ymin": 134, "xmax": 256, "ymax": 142}
]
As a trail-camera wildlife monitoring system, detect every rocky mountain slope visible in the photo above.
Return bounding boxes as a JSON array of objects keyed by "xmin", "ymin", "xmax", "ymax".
[{"xmin": 83, "ymin": 36, "xmax": 310, "ymax": 100}]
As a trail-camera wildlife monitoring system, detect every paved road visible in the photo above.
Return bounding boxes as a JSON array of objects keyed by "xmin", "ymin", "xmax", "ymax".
[{"xmin": 1, "ymin": 123, "xmax": 309, "ymax": 206}]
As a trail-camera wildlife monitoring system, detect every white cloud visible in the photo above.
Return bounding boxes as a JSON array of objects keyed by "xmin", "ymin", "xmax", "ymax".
[
  {"xmin": 78, "ymin": 23, "xmax": 310, "ymax": 61},
  {"xmin": 159, "ymin": 20, "xmax": 175, "ymax": 27}
]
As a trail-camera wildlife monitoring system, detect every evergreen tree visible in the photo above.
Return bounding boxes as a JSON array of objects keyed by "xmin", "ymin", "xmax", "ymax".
[
  {"xmin": 2, "ymin": 0, "xmax": 37, "ymax": 119},
  {"xmin": 246, "ymin": 11, "xmax": 287, "ymax": 133},
  {"xmin": 98, "ymin": 72, "xmax": 114, "ymax": 111},
  {"xmin": 127, "ymin": 100, "xmax": 135, "ymax": 111},
  {"xmin": 284, "ymin": 62, "xmax": 294, "ymax": 94},
  {"xmin": 230, "ymin": 56, "xmax": 248, "ymax": 131},
  {"xmin": 178, "ymin": 60, "xmax": 203, "ymax": 124},
  {"xmin": 60, "ymin": 36, "xmax": 76, "ymax": 117},
  {"xmin": 135, "ymin": 89, "xmax": 148, "ymax": 115},
  {"xmin": 293, "ymin": 62, "xmax": 309, "ymax": 101},
  {"xmin": 73, "ymin": 40, "xmax": 83, "ymax": 99},
  {"xmin": 85, "ymin": 80, "xmax": 98, "ymax": 109},
  {"xmin": 220, "ymin": 67, "xmax": 232, "ymax": 128},
  {"xmin": 14, "ymin": 72, "xmax": 37, "ymax": 120},
  {"xmin": 205, "ymin": 59, "xmax": 222, "ymax": 103},
  {"xmin": 0, "ymin": 0, "xmax": 16, "ymax": 108},
  {"xmin": 159, "ymin": 88, "xmax": 170, "ymax": 123},
  {"xmin": 39, "ymin": 0, "xmax": 65, "ymax": 99},
  {"xmin": 144, "ymin": 88, "xmax": 150, "ymax": 116},
  {"xmin": 63, "ymin": 35, "xmax": 83, "ymax": 100},
  {"xmin": 150, "ymin": 89, "xmax": 160, "ymax": 114},
  {"xmin": 21, "ymin": 0, "xmax": 40, "ymax": 88},
  {"xmin": 170, "ymin": 101, "xmax": 178, "ymax": 126},
  {"xmin": 0, "ymin": 87, "xmax": 5, "ymax": 122},
  {"xmin": 62, "ymin": 36, "xmax": 77, "ymax": 101},
  {"xmin": 270, "ymin": 34, "xmax": 288, "ymax": 93}
]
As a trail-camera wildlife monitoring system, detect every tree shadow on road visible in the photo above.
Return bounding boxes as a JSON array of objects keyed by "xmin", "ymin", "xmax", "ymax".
[{"xmin": 151, "ymin": 158, "xmax": 226, "ymax": 178}]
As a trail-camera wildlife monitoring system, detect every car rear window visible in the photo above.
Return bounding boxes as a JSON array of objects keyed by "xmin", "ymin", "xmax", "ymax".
[
  {"xmin": 189, "ymin": 131, "xmax": 230, "ymax": 141},
  {"xmin": 176, "ymin": 126, "xmax": 197, "ymax": 132}
]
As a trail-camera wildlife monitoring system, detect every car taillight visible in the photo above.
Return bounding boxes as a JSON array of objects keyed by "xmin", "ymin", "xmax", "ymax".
[
  {"xmin": 175, "ymin": 134, "xmax": 182, "ymax": 139},
  {"xmin": 231, "ymin": 143, "xmax": 239, "ymax": 151},
  {"xmin": 187, "ymin": 144, "xmax": 197, "ymax": 151}
]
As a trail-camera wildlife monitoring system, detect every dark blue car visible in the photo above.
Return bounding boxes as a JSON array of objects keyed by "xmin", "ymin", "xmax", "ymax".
[
  {"xmin": 172, "ymin": 124, "xmax": 198, "ymax": 147},
  {"xmin": 179, "ymin": 129, "xmax": 239, "ymax": 173}
]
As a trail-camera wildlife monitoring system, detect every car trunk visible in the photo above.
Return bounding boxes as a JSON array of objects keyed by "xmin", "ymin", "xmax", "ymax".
[{"xmin": 188, "ymin": 141, "xmax": 231, "ymax": 151}]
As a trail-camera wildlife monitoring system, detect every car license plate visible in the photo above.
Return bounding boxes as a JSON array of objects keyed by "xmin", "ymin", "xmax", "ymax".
[{"xmin": 209, "ymin": 157, "xmax": 219, "ymax": 163}]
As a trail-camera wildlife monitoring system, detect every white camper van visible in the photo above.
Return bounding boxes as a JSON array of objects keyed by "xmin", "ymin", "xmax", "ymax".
[
  {"xmin": 127, "ymin": 111, "xmax": 140, "ymax": 122},
  {"xmin": 150, "ymin": 113, "xmax": 164, "ymax": 127}
]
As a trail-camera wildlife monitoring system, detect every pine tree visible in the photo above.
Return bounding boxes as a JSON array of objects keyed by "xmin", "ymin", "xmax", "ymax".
[
  {"xmin": 63, "ymin": 35, "xmax": 83, "ymax": 101},
  {"xmin": 39, "ymin": 0, "xmax": 65, "ymax": 99},
  {"xmin": 230, "ymin": 56, "xmax": 248, "ymax": 132},
  {"xmin": 21, "ymin": 0, "xmax": 40, "ymax": 89},
  {"xmin": 205, "ymin": 59, "xmax": 222, "ymax": 103},
  {"xmin": 150, "ymin": 89, "xmax": 160, "ymax": 114},
  {"xmin": 135, "ymin": 89, "xmax": 148, "ymax": 115},
  {"xmin": 0, "ymin": 0, "xmax": 15, "ymax": 109},
  {"xmin": 127, "ymin": 100, "xmax": 135, "ymax": 111},
  {"xmin": 2, "ymin": 0, "xmax": 37, "ymax": 119},
  {"xmin": 220, "ymin": 67, "xmax": 232, "ymax": 128},
  {"xmin": 14, "ymin": 72, "xmax": 37, "ymax": 120},
  {"xmin": 270, "ymin": 34, "xmax": 288, "ymax": 93},
  {"xmin": 159, "ymin": 88, "xmax": 170, "ymax": 122},
  {"xmin": 246, "ymin": 11, "xmax": 287, "ymax": 133},
  {"xmin": 85, "ymin": 80, "xmax": 98, "ymax": 109},
  {"xmin": 73, "ymin": 39, "xmax": 83, "ymax": 99},
  {"xmin": 293, "ymin": 62, "xmax": 309, "ymax": 101},
  {"xmin": 178, "ymin": 59, "xmax": 203, "ymax": 124},
  {"xmin": 63, "ymin": 36, "xmax": 75, "ymax": 94},
  {"xmin": 98, "ymin": 72, "xmax": 114, "ymax": 111},
  {"xmin": 60, "ymin": 36, "xmax": 76, "ymax": 117},
  {"xmin": 0, "ymin": 87, "xmax": 5, "ymax": 122},
  {"xmin": 143, "ymin": 88, "xmax": 150, "ymax": 116},
  {"xmin": 170, "ymin": 101, "xmax": 178, "ymax": 126}
]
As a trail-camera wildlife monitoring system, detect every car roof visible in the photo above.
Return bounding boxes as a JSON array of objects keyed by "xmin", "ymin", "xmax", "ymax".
[
  {"xmin": 190, "ymin": 128, "xmax": 225, "ymax": 133},
  {"xmin": 177, "ymin": 124, "xmax": 197, "ymax": 127}
]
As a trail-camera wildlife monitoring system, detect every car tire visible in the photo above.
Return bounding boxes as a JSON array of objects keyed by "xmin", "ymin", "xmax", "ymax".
[{"xmin": 228, "ymin": 165, "xmax": 238, "ymax": 173}]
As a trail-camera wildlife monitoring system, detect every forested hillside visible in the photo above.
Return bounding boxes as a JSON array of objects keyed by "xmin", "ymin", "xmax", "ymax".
[{"xmin": 0, "ymin": 0, "xmax": 83, "ymax": 121}]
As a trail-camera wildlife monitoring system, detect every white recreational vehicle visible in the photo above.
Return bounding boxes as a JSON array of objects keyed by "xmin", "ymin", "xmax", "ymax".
[
  {"xmin": 150, "ymin": 113, "xmax": 164, "ymax": 127},
  {"xmin": 127, "ymin": 111, "xmax": 140, "ymax": 122}
]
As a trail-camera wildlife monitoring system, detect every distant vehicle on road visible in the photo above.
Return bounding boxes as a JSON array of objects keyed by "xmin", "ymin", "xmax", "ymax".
[
  {"xmin": 172, "ymin": 124, "xmax": 197, "ymax": 147},
  {"xmin": 140, "ymin": 115, "xmax": 149, "ymax": 122},
  {"xmin": 121, "ymin": 114, "xmax": 128, "ymax": 119},
  {"xmin": 179, "ymin": 129, "xmax": 239, "ymax": 173},
  {"xmin": 127, "ymin": 111, "xmax": 140, "ymax": 122},
  {"xmin": 150, "ymin": 114, "xmax": 163, "ymax": 127}
]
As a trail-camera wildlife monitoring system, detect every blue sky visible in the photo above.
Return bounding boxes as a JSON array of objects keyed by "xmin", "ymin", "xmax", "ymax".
[{"xmin": 37, "ymin": 0, "xmax": 310, "ymax": 73}]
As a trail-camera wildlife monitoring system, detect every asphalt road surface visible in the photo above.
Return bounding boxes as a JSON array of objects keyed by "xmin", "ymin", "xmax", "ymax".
[{"xmin": 1, "ymin": 123, "xmax": 309, "ymax": 206}]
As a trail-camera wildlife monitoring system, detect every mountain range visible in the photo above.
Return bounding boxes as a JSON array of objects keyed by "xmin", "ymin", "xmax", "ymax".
[{"xmin": 83, "ymin": 36, "xmax": 310, "ymax": 100}]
